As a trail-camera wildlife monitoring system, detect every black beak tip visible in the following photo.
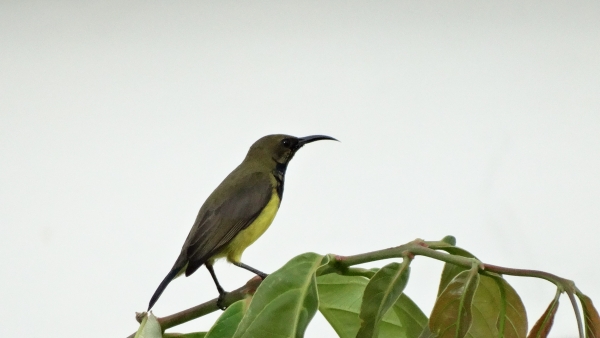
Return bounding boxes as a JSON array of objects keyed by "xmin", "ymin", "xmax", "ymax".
[{"xmin": 297, "ymin": 135, "xmax": 339, "ymax": 146}]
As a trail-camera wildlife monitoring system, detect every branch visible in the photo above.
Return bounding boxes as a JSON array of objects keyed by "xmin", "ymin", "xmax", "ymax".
[
  {"xmin": 128, "ymin": 237, "xmax": 585, "ymax": 338},
  {"xmin": 328, "ymin": 238, "xmax": 583, "ymax": 338},
  {"xmin": 328, "ymin": 239, "xmax": 577, "ymax": 292},
  {"xmin": 126, "ymin": 276, "xmax": 262, "ymax": 338}
]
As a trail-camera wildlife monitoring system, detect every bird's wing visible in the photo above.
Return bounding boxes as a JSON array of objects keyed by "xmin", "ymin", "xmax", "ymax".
[{"xmin": 183, "ymin": 171, "xmax": 273, "ymax": 275}]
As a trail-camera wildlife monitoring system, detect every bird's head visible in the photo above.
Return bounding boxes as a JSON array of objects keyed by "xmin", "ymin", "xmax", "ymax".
[{"xmin": 245, "ymin": 134, "xmax": 337, "ymax": 167}]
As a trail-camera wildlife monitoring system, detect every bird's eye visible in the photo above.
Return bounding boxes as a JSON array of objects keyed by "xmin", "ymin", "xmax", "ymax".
[{"xmin": 281, "ymin": 139, "xmax": 291, "ymax": 148}]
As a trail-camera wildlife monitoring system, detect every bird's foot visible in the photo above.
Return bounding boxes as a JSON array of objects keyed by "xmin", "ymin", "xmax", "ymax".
[{"xmin": 217, "ymin": 291, "xmax": 228, "ymax": 310}]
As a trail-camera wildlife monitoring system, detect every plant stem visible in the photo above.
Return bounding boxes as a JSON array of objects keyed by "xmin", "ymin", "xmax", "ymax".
[
  {"xmin": 328, "ymin": 238, "xmax": 583, "ymax": 338},
  {"xmin": 332, "ymin": 239, "xmax": 576, "ymax": 293},
  {"xmin": 128, "ymin": 237, "xmax": 584, "ymax": 338}
]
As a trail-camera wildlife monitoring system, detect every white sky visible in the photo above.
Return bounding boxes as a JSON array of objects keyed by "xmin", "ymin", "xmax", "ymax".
[{"xmin": 1, "ymin": 1, "xmax": 599, "ymax": 337}]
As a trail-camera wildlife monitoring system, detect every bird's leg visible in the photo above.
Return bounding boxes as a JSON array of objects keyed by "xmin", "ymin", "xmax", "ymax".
[
  {"xmin": 205, "ymin": 263, "xmax": 228, "ymax": 310},
  {"xmin": 232, "ymin": 261, "xmax": 268, "ymax": 280}
]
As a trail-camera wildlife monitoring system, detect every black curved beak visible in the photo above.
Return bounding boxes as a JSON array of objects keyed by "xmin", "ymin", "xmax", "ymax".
[{"xmin": 297, "ymin": 135, "xmax": 338, "ymax": 147}]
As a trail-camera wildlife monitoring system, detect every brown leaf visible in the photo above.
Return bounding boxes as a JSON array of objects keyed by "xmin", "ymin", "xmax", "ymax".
[
  {"xmin": 429, "ymin": 269, "xmax": 480, "ymax": 338},
  {"xmin": 578, "ymin": 293, "xmax": 600, "ymax": 338},
  {"xmin": 527, "ymin": 294, "xmax": 559, "ymax": 338}
]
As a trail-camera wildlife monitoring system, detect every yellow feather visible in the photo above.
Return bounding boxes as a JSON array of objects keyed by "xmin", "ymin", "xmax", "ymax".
[{"xmin": 214, "ymin": 190, "xmax": 280, "ymax": 264}]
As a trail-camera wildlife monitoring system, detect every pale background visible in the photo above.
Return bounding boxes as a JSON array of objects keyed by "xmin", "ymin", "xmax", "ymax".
[{"xmin": 1, "ymin": 1, "xmax": 599, "ymax": 337}]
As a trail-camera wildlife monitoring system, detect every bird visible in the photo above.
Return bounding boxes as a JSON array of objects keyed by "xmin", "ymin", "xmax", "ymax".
[{"xmin": 147, "ymin": 134, "xmax": 337, "ymax": 311}]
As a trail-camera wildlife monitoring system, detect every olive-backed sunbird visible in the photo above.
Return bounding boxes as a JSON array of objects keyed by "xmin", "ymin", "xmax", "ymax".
[{"xmin": 147, "ymin": 134, "xmax": 337, "ymax": 310}]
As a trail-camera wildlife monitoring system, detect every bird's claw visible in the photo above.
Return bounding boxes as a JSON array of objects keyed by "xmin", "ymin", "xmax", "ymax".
[{"xmin": 217, "ymin": 291, "xmax": 228, "ymax": 310}]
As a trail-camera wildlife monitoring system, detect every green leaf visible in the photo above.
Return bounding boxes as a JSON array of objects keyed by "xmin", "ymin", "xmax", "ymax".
[
  {"xmin": 578, "ymin": 293, "xmax": 600, "ymax": 338},
  {"xmin": 134, "ymin": 313, "xmax": 163, "ymax": 338},
  {"xmin": 429, "ymin": 269, "xmax": 480, "ymax": 338},
  {"xmin": 231, "ymin": 252, "xmax": 325, "ymax": 338},
  {"xmin": 496, "ymin": 277, "xmax": 527, "ymax": 338},
  {"xmin": 436, "ymin": 249, "xmax": 477, "ymax": 297},
  {"xmin": 391, "ymin": 292, "xmax": 429, "ymax": 337},
  {"xmin": 418, "ymin": 325, "xmax": 436, "ymax": 338},
  {"xmin": 441, "ymin": 236, "xmax": 457, "ymax": 246},
  {"xmin": 434, "ymin": 246, "xmax": 527, "ymax": 338},
  {"xmin": 164, "ymin": 333, "xmax": 207, "ymax": 338},
  {"xmin": 317, "ymin": 273, "xmax": 368, "ymax": 338},
  {"xmin": 204, "ymin": 299, "xmax": 247, "ymax": 338},
  {"xmin": 317, "ymin": 273, "xmax": 427, "ymax": 338},
  {"xmin": 463, "ymin": 276, "xmax": 500, "ymax": 337},
  {"xmin": 527, "ymin": 291, "xmax": 559, "ymax": 338},
  {"xmin": 357, "ymin": 261, "xmax": 411, "ymax": 338},
  {"xmin": 463, "ymin": 276, "xmax": 527, "ymax": 338}
]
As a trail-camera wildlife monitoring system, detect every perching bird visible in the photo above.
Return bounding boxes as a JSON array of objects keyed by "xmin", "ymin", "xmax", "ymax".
[{"xmin": 147, "ymin": 134, "xmax": 337, "ymax": 310}]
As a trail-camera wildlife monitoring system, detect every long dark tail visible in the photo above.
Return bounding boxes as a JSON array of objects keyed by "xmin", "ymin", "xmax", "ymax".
[{"xmin": 148, "ymin": 266, "xmax": 183, "ymax": 311}]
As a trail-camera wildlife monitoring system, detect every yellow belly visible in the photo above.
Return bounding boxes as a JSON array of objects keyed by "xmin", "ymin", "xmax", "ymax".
[{"xmin": 220, "ymin": 191, "xmax": 280, "ymax": 263}]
